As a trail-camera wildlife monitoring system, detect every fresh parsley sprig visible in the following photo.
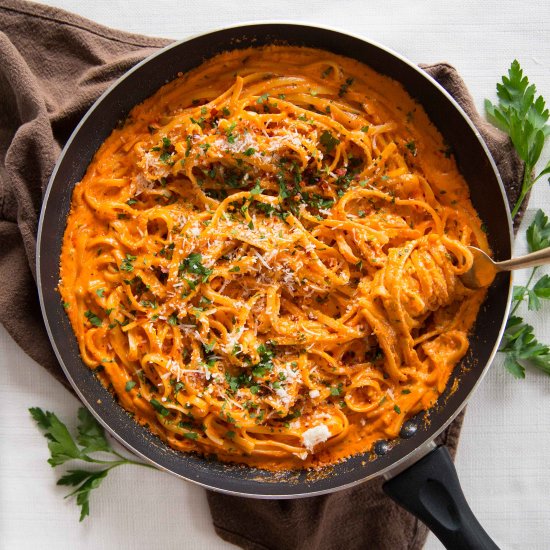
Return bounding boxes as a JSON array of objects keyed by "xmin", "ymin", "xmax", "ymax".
[
  {"xmin": 485, "ymin": 60, "xmax": 550, "ymax": 379},
  {"xmin": 485, "ymin": 60, "xmax": 550, "ymax": 218},
  {"xmin": 30, "ymin": 407, "xmax": 155, "ymax": 521},
  {"xmin": 510, "ymin": 210, "xmax": 550, "ymax": 314},
  {"xmin": 499, "ymin": 211, "xmax": 550, "ymax": 378},
  {"xmin": 499, "ymin": 316, "xmax": 550, "ymax": 378}
]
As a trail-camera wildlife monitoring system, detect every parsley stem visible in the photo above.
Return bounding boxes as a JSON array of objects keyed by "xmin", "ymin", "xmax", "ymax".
[
  {"xmin": 86, "ymin": 452, "xmax": 157, "ymax": 469},
  {"xmin": 511, "ymin": 165, "xmax": 534, "ymax": 219},
  {"xmin": 510, "ymin": 265, "xmax": 539, "ymax": 316},
  {"xmin": 119, "ymin": 459, "xmax": 157, "ymax": 469},
  {"xmin": 110, "ymin": 449, "xmax": 131, "ymax": 461},
  {"xmin": 94, "ymin": 458, "xmax": 157, "ymax": 469}
]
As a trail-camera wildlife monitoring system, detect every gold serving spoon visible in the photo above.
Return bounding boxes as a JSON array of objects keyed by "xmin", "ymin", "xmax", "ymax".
[{"xmin": 461, "ymin": 246, "xmax": 550, "ymax": 289}]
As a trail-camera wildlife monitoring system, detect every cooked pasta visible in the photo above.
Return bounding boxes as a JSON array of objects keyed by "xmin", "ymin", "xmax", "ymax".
[{"xmin": 59, "ymin": 46, "xmax": 489, "ymax": 470}]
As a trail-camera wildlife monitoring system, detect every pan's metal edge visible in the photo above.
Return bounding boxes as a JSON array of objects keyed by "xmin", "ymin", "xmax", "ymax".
[{"xmin": 36, "ymin": 20, "xmax": 514, "ymax": 499}]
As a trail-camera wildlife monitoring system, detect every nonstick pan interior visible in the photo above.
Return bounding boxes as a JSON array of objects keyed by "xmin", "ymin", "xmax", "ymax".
[{"xmin": 38, "ymin": 23, "xmax": 512, "ymax": 497}]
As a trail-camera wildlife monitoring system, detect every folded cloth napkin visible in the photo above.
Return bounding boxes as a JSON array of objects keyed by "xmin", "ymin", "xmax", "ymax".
[{"xmin": 0, "ymin": 1, "xmax": 524, "ymax": 549}]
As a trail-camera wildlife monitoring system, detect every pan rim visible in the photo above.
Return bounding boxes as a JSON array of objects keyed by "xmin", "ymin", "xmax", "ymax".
[{"xmin": 36, "ymin": 20, "xmax": 514, "ymax": 498}]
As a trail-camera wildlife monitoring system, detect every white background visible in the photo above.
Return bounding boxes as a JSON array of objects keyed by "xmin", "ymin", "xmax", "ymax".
[{"xmin": 1, "ymin": 1, "xmax": 549, "ymax": 549}]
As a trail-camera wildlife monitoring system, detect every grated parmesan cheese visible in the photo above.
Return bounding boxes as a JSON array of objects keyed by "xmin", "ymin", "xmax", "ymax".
[{"xmin": 301, "ymin": 424, "xmax": 331, "ymax": 452}]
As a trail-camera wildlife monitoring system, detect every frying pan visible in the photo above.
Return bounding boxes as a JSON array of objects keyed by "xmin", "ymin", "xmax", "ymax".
[{"xmin": 37, "ymin": 22, "xmax": 512, "ymax": 549}]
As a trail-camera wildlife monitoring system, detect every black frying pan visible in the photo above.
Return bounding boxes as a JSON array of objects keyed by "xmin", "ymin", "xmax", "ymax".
[{"xmin": 37, "ymin": 23, "xmax": 512, "ymax": 549}]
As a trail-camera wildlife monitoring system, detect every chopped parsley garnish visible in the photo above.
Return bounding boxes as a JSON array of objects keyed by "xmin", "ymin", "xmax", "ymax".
[
  {"xmin": 84, "ymin": 310, "xmax": 102, "ymax": 327},
  {"xmin": 319, "ymin": 130, "xmax": 340, "ymax": 153},
  {"xmin": 150, "ymin": 398, "xmax": 170, "ymax": 417},
  {"xmin": 168, "ymin": 313, "xmax": 178, "ymax": 326},
  {"xmin": 125, "ymin": 381, "xmax": 136, "ymax": 392},
  {"xmin": 226, "ymin": 121, "xmax": 237, "ymax": 143},
  {"xmin": 120, "ymin": 254, "xmax": 137, "ymax": 272},
  {"xmin": 250, "ymin": 180, "xmax": 263, "ymax": 196},
  {"xmin": 405, "ymin": 140, "xmax": 417, "ymax": 156},
  {"xmin": 251, "ymin": 343, "xmax": 275, "ymax": 378},
  {"xmin": 203, "ymin": 341, "xmax": 216, "ymax": 353},
  {"xmin": 338, "ymin": 77, "xmax": 354, "ymax": 97},
  {"xmin": 178, "ymin": 252, "xmax": 213, "ymax": 282},
  {"xmin": 159, "ymin": 151, "xmax": 173, "ymax": 164},
  {"xmin": 190, "ymin": 117, "xmax": 205, "ymax": 129}
]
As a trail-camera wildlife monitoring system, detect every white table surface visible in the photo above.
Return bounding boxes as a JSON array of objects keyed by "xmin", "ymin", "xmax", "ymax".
[{"xmin": 1, "ymin": 1, "xmax": 549, "ymax": 549}]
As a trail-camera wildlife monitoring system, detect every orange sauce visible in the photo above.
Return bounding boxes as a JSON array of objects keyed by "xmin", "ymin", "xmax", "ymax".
[{"xmin": 60, "ymin": 46, "xmax": 488, "ymax": 470}]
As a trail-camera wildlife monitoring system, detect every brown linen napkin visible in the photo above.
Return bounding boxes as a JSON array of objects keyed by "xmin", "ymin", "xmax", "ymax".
[{"xmin": 0, "ymin": 1, "xmax": 524, "ymax": 549}]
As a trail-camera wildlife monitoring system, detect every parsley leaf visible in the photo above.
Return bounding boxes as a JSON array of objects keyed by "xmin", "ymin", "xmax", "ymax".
[
  {"xmin": 76, "ymin": 408, "xmax": 111, "ymax": 454},
  {"xmin": 526, "ymin": 209, "xmax": 550, "ymax": 252},
  {"xmin": 514, "ymin": 274, "xmax": 550, "ymax": 311},
  {"xmin": 533, "ymin": 274, "xmax": 550, "ymax": 299},
  {"xmin": 499, "ymin": 316, "xmax": 550, "ymax": 378},
  {"xmin": 405, "ymin": 140, "xmax": 417, "ymax": 156},
  {"xmin": 120, "ymin": 254, "xmax": 137, "ymax": 272},
  {"xmin": 84, "ymin": 310, "xmax": 103, "ymax": 328},
  {"xmin": 29, "ymin": 407, "xmax": 83, "ymax": 466},
  {"xmin": 168, "ymin": 313, "xmax": 178, "ymax": 326},
  {"xmin": 58, "ymin": 469, "xmax": 109, "ymax": 522},
  {"xmin": 319, "ymin": 130, "xmax": 340, "ymax": 153},
  {"xmin": 226, "ymin": 121, "xmax": 237, "ymax": 143},
  {"xmin": 249, "ymin": 180, "xmax": 263, "ymax": 196},
  {"xmin": 150, "ymin": 398, "xmax": 170, "ymax": 417},
  {"xmin": 251, "ymin": 343, "xmax": 275, "ymax": 378},
  {"xmin": 179, "ymin": 252, "xmax": 213, "ymax": 282},
  {"xmin": 338, "ymin": 77, "xmax": 354, "ymax": 97}
]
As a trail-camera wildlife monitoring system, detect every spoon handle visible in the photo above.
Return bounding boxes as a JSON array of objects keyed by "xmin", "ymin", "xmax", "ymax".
[{"xmin": 497, "ymin": 247, "xmax": 550, "ymax": 271}]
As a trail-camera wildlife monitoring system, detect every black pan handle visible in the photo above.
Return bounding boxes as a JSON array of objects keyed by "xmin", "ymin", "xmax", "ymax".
[{"xmin": 383, "ymin": 445, "xmax": 499, "ymax": 550}]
